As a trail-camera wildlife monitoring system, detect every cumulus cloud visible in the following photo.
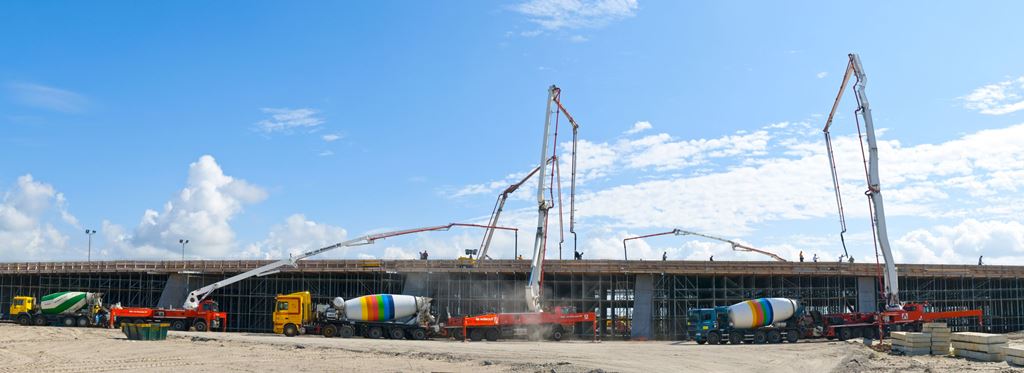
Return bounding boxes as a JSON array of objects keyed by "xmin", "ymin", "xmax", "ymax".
[
  {"xmin": 624, "ymin": 121, "xmax": 652, "ymax": 135},
  {"xmin": 0, "ymin": 175, "xmax": 77, "ymax": 260},
  {"xmin": 512, "ymin": 0, "xmax": 638, "ymax": 31},
  {"xmin": 7, "ymin": 82, "xmax": 88, "ymax": 113},
  {"xmin": 896, "ymin": 219, "xmax": 1024, "ymax": 264},
  {"xmin": 960, "ymin": 76, "xmax": 1024, "ymax": 115},
  {"xmin": 127, "ymin": 155, "xmax": 268, "ymax": 259},
  {"xmin": 255, "ymin": 108, "xmax": 325, "ymax": 133}
]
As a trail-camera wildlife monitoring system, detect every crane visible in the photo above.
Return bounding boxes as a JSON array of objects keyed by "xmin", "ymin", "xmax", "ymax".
[
  {"xmin": 621, "ymin": 229, "xmax": 787, "ymax": 262},
  {"xmin": 182, "ymin": 222, "xmax": 516, "ymax": 310},
  {"xmin": 476, "ymin": 158, "xmax": 551, "ymax": 261},
  {"xmin": 822, "ymin": 53, "xmax": 900, "ymax": 310},
  {"xmin": 525, "ymin": 85, "xmax": 579, "ymax": 312}
]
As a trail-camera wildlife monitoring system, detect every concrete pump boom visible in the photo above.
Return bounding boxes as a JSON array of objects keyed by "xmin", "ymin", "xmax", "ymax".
[
  {"xmin": 823, "ymin": 53, "xmax": 900, "ymax": 310},
  {"xmin": 182, "ymin": 223, "xmax": 516, "ymax": 310},
  {"xmin": 622, "ymin": 229, "xmax": 787, "ymax": 262},
  {"xmin": 476, "ymin": 158, "xmax": 552, "ymax": 261}
]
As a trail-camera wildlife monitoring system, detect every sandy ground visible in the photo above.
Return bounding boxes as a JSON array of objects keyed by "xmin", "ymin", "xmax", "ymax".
[{"xmin": 1, "ymin": 323, "xmax": 1023, "ymax": 372}]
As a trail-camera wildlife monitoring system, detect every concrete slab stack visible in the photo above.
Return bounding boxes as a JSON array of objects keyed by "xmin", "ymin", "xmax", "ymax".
[
  {"xmin": 923, "ymin": 322, "xmax": 951, "ymax": 355},
  {"xmin": 951, "ymin": 332, "xmax": 1007, "ymax": 362},
  {"xmin": 1003, "ymin": 346, "xmax": 1024, "ymax": 367},
  {"xmin": 891, "ymin": 331, "xmax": 932, "ymax": 356}
]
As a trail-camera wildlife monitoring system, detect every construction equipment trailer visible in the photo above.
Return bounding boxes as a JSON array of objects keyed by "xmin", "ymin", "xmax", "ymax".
[{"xmin": 445, "ymin": 85, "xmax": 597, "ymax": 342}]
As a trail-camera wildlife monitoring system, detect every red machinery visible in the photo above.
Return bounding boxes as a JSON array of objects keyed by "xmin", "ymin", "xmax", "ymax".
[
  {"xmin": 109, "ymin": 299, "xmax": 227, "ymax": 332},
  {"xmin": 446, "ymin": 85, "xmax": 597, "ymax": 342}
]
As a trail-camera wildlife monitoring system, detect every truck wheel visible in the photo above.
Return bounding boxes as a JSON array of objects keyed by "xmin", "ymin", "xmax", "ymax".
[
  {"xmin": 193, "ymin": 320, "xmax": 208, "ymax": 332},
  {"xmin": 388, "ymin": 327, "xmax": 405, "ymax": 340},
  {"xmin": 865, "ymin": 327, "xmax": 880, "ymax": 340},
  {"xmin": 367, "ymin": 326, "xmax": 384, "ymax": 339},
  {"xmin": 283, "ymin": 324, "xmax": 298, "ymax": 337},
  {"xmin": 550, "ymin": 326, "xmax": 564, "ymax": 341},
  {"xmin": 786, "ymin": 329, "xmax": 800, "ymax": 343},
  {"xmin": 469, "ymin": 328, "xmax": 484, "ymax": 342},
  {"xmin": 696, "ymin": 339, "xmax": 706, "ymax": 345},
  {"xmin": 63, "ymin": 316, "xmax": 76, "ymax": 327},
  {"xmin": 753, "ymin": 330, "xmax": 767, "ymax": 344},
  {"xmin": 77, "ymin": 317, "xmax": 89, "ymax": 327},
  {"xmin": 409, "ymin": 328, "xmax": 427, "ymax": 340},
  {"xmin": 707, "ymin": 331, "xmax": 722, "ymax": 345},
  {"xmin": 729, "ymin": 331, "xmax": 744, "ymax": 344},
  {"xmin": 767, "ymin": 330, "xmax": 782, "ymax": 344},
  {"xmin": 339, "ymin": 325, "xmax": 355, "ymax": 338},
  {"xmin": 452, "ymin": 329, "xmax": 464, "ymax": 340},
  {"xmin": 171, "ymin": 320, "xmax": 187, "ymax": 331},
  {"xmin": 838, "ymin": 327, "xmax": 852, "ymax": 341},
  {"xmin": 33, "ymin": 315, "xmax": 48, "ymax": 326},
  {"xmin": 323, "ymin": 324, "xmax": 338, "ymax": 338},
  {"xmin": 485, "ymin": 328, "xmax": 499, "ymax": 341},
  {"xmin": 16, "ymin": 314, "xmax": 31, "ymax": 326}
]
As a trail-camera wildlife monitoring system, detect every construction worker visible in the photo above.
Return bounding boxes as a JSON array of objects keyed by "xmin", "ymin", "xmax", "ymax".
[
  {"xmin": 813, "ymin": 253, "xmax": 819, "ymax": 262},
  {"xmin": 709, "ymin": 255, "xmax": 714, "ymax": 262},
  {"xmin": 979, "ymin": 256, "xmax": 984, "ymax": 265},
  {"xmin": 574, "ymin": 250, "xmax": 583, "ymax": 260},
  {"xmin": 799, "ymin": 250, "xmax": 804, "ymax": 262},
  {"xmin": 662, "ymin": 251, "xmax": 667, "ymax": 261},
  {"xmin": 516, "ymin": 254, "xmax": 523, "ymax": 260}
]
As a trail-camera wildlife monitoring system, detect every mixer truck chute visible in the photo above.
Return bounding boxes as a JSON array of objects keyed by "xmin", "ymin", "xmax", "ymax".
[{"xmin": 273, "ymin": 292, "xmax": 437, "ymax": 340}]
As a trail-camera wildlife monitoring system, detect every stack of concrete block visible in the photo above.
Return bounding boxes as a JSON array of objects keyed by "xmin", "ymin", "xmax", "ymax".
[
  {"xmin": 1003, "ymin": 346, "xmax": 1024, "ymax": 367},
  {"xmin": 951, "ymin": 332, "xmax": 1007, "ymax": 362},
  {"xmin": 891, "ymin": 331, "xmax": 932, "ymax": 356},
  {"xmin": 923, "ymin": 323, "xmax": 951, "ymax": 355}
]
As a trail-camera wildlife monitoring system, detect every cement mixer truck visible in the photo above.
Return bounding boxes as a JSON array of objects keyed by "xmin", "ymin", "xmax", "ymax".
[
  {"xmin": 273, "ymin": 291, "xmax": 438, "ymax": 340},
  {"xmin": 8, "ymin": 292, "xmax": 109, "ymax": 327},
  {"xmin": 688, "ymin": 298, "xmax": 807, "ymax": 345}
]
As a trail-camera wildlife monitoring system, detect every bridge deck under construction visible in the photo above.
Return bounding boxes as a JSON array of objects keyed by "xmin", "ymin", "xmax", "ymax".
[{"xmin": 3, "ymin": 260, "xmax": 1022, "ymax": 340}]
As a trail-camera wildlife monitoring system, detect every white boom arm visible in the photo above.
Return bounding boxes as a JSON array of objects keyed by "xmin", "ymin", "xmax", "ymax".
[
  {"xmin": 525, "ymin": 85, "xmax": 557, "ymax": 313},
  {"xmin": 183, "ymin": 223, "xmax": 486, "ymax": 310},
  {"xmin": 622, "ymin": 229, "xmax": 787, "ymax": 262},
  {"xmin": 477, "ymin": 158, "xmax": 551, "ymax": 260},
  {"xmin": 824, "ymin": 53, "xmax": 900, "ymax": 310}
]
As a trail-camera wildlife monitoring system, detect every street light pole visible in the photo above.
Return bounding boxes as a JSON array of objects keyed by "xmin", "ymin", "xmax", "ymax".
[
  {"xmin": 85, "ymin": 229, "xmax": 96, "ymax": 262},
  {"xmin": 179, "ymin": 239, "xmax": 189, "ymax": 260}
]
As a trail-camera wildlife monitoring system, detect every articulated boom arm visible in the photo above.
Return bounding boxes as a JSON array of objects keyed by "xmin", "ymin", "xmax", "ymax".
[
  {"xmin": 182, "ymin": 223, "xmax": 516, "ymax": 310},
  {"xmin": 823, "ymin": 53, "xmax": 900, "ymax": 309},
  {"xmin": 477, "ymin": 158, "xmax": 552, "ymax": 260},
  {"xmin": 622, "ymin": 229, "xmax": 787, "ymax": 262}
]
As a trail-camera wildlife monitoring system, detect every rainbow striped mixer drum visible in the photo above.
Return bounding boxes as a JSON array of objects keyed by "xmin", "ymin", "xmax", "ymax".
[
  {"xmin": 727, "ymin": 298, "xmax": 798, "ymax": 329},
  {"xmin": 341, "ymin": 294, "xmax": 422, "ymax": 322}
]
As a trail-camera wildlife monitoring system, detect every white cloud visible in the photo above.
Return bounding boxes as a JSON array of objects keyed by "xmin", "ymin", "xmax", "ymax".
[
  {"xmin": 318, "ymin": 150, "xmax": 335, "ymax": 157},
  {"xmin": 255, "ymin": 108, "xmax": 325, "ymax": 133},
  {"xmin": 896, "ymin": 219, "xmax": 1024, "ymax": 264},
  {"xmin": 960, "ymin": 76, "xmax": 1024, "ymax": 115},
  {"xmin": 0, "ymin": 175, "xmax": 77, "ymax": 260},
  {"xmin": 624, "ymin": 120, "xmax": 652, "ymax": 134},
  {"xmin": 322, "ymin": 134, "xmax": 342, "ymax": 142},
  {"xmin": 128, "ymin": 155, "xmax": 268, "ymax": 259},
  {"xmin": 568, "ymin": 35, "xmax": 589, "ymax": 43},
  {"xmin": 7, "ymin": 82, "xmax": 88, "ymax": 113},
  {"xmin": 512, "ymin": 0, "xmax": 639, "ymax": 31},
  {"xmin": 242, "ymin": 214, "xmax": 348, "ymax": 259},
  {"xmin": 816, "ymin": 72, "xmax": 828, "ymax": 79}
]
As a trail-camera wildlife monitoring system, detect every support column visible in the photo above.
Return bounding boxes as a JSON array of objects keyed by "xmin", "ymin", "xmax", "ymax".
[
  {"xmin": 857, "ymin": 276, "xmax": 878, "ymax": 312},
  {"xmin": 632, "ymin": 274, "xmax": 653, "ymax": 340}
]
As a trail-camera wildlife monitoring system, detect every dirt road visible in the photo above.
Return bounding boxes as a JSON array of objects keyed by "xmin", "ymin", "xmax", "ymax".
[{"xmin": 1, "ymin": 323, "xmax": 1021, "ymax": 372}]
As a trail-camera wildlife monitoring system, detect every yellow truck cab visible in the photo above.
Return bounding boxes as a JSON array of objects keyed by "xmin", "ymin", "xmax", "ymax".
[
  {"xmin": 9, "ymin": 296, "xmax": 35, "ymax": 319},
  {"xmin": 273, "ymin": 291, "xmax": 312, "ymax": 336}
]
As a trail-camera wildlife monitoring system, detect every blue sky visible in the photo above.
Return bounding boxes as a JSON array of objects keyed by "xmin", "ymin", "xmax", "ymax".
[{"xmin": 2, "ymin": 1, "xmax": 1023, "ymax": 264}]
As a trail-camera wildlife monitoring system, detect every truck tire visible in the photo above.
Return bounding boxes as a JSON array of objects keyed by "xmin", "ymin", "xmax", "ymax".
[
  {"xmin": 409, "ymin": 328, "xmax": 427, "ymax": 340},
  {"xmin": 707, "ymin": 331, "xmax": 722, "ymax": 345},
  {"xmin": 767, "ymin": 330, "xmax": 782, "ymax": 344},
  {"xmin": 193, "ymin": 320, "xmax": 208, "ymax": 332},
  {"xmin": 284, "ymin": 324, "xmax": 298, "ymax": 337},
  {"xmin": 865, "ymin": 327, "xmax": 880, "ymax": 340},
  {"xmin": 16, "ymin": 314, "xmax": 31, "ymax": 326},
  {"xmin": 63, "ymin": 316, "xmax": 76, "ymax": 327},
  {"xmin": 485, "ymin": 328, "xmax": 499, "ymax": 341},
  {"xmin": 696, "ymin": 339, "xmax": 706, "ymax": 345},
  {"xmin": 77, "ymin": 317, "xmax": 89, "ymax": 327},
  {"xmin": 729, "ymin": 331, "xmax": 744, "ymax": 344},
  {"xmin": 469, "ymin": 328, "xmax": 484, "ymax": 342},
  {"xmin": 340, "ymin": 325, "xmax": 355, "ymax": 338},
  {"xmin": 786, "ymin": 329, "xmax": 800, "ymax": 343},
  {"xmin": 451, "ymin": 329, "xmax": 464, "ymax": 341},
  {"xmin": 388, "ymin": 327, "xmax": 405, "ymax": 340},
  {"xmin": 33, "ymin": 315, "xmax": 48, "ymax": 326},
  {"xmin": 753, "ymin": 330, "xmax": 767, "ymax": 344},
  {"xmin": 171, "ymin": 320, "xmax": 187, "ymax": 331},
  {"xmin": 367, "ymin": 326, "xmax": 384, "ymax": 339},
  {"xmin": 323, "ymin": 324, "xmax": 338, "ymax": 338},
  {"xmin": 838, "ymin": 327, "xmax": 853, "ymax": 341},
  {"xmin": 550, "ymin": 326, "xmax": 565, "ymax": 342}
]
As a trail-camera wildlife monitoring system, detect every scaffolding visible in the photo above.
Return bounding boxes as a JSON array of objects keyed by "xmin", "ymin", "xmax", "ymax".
[{"xmin": 2, "ymin": 260, "xmax": 1023, "ymax": 338}]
